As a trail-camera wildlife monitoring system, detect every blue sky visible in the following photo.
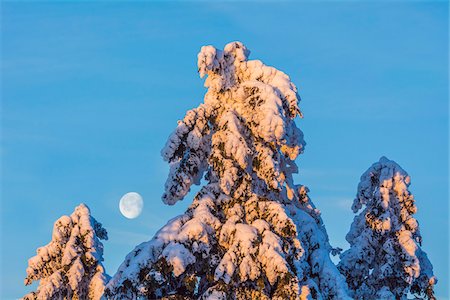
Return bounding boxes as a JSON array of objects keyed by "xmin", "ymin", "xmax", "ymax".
[{"xmin": 1, "ymin": 1, "xmax": 448, "ymax": 299}]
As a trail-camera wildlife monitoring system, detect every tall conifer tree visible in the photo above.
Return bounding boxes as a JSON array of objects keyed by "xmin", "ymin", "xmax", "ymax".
[{"xmin": 106, "ymin": 42, "xmax": 350, "ymax": 300}]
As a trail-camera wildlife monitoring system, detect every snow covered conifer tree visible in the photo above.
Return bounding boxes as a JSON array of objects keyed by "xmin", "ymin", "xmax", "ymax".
[
  {"xmin": 23, "ymin": 204, "xmax": 109, "ymax": 300},
  {"xmin": 106, "ymin": 42, "xmax": 350, "ymax": 299},
  {"xmin": 338, "ymin": 157, "xmax": 437, "ymax": 299}
]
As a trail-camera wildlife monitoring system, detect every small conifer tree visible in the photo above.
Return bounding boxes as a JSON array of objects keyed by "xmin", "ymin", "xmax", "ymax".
[
  {"xmin": 338, "ymin": 157, "xmax": 437, "ymax": 299},
  {"xmin": 23, "ymin": 204, "xmax": 109, "ymax": 300}
]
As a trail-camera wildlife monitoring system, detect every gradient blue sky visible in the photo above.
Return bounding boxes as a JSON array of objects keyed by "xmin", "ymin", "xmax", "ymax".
[{"xmin": 1, "ymin": 1, "xmax": 448, "ymax": 299}]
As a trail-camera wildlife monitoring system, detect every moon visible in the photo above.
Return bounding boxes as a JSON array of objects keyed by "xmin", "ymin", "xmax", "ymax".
[{"xmin": 119, "ymin": 192, "xmax": 144, "ymax": 219}]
